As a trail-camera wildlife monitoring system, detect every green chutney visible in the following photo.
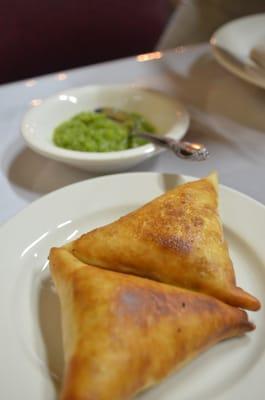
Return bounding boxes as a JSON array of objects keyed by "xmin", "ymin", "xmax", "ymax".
[{"xmin": 53, "ymin": 110, "xmax": 156, "ymax": 152}]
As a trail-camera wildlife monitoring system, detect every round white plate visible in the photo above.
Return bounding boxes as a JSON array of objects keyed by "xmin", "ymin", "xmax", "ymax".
[
  {"xmin": 211, "ymin": 14, "xmax": 265, "ymax": 89},
  {"xmin": 1, "ymin": 172, "xmax": 264, "ymax": 400},
  {"xmin": 21, "ymin": 85, "xmax": 189, "ymax": 173}
]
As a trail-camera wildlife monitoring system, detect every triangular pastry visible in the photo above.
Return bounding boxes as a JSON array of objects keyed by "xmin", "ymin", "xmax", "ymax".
[
  {"xmin": 70, "ymin": 172, "xmax": 260, "ymax": 311},
  {"xmin": 50, "ymin": 248, "xmax": 255, "ymax": 400}
]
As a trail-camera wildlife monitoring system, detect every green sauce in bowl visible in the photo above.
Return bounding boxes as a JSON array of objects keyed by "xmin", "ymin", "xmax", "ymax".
[{"xmin": 53, "ymin": 110, "xmax": 156, "ymax": 152}]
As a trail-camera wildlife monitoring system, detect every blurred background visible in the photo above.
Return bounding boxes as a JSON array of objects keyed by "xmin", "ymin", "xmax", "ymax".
[{"xmin": 1, "ymin": 0, "xmax": 265, "ymax": 84}]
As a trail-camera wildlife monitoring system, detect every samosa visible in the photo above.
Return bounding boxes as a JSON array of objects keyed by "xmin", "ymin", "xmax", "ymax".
[
  {"xmin": 69, "ymin": 172, "xmax": 260, "ymax": 311},
  {"xmin": 50, "ymin": 247, "xmax": 254, "ymax": 400}
]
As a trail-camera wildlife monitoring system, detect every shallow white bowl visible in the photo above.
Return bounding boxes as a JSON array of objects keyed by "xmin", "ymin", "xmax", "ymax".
[{"xmin": 21, "ymin": 84, "xmax": 190, "ymax": 173}]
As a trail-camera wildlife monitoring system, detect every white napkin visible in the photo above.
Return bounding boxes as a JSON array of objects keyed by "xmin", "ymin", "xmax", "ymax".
[{"xmin": 250, "ymin": 43, "xmax": 265, "ymax": 69}]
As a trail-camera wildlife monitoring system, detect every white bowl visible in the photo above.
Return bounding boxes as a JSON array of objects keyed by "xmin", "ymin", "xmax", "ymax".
[{"xmin": 21, "ymin": 84, "xmax": 190, "ymax": 173}]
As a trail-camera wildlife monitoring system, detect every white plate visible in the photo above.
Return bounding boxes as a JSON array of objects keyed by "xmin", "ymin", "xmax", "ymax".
[
  {"xmin": 1, "ymin": 172, "xmax": 265, "ymax": 400},
  {"xmin": 211, "ymin": 14, "xmax": 265, "ymax": 89},
  {"xmin": 21, "ymin": 85, "xmax": 189, "ymax": 173}
]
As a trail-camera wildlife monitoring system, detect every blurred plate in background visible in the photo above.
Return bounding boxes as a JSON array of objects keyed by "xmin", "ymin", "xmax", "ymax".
[{"xmin": 211, "ymin": 14, "xmax": 265, "ymax": 89}]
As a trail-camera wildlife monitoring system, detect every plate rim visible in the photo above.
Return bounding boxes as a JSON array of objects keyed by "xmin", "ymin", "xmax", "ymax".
[{"xmin": 1, "ymin": 171, "xmax": 264, "ymax": 233}]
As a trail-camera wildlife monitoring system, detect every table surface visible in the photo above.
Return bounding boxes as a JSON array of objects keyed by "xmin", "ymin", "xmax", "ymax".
[{"xmin": 0, "ymin": 44, "xmax": 264, "ymax": 224}]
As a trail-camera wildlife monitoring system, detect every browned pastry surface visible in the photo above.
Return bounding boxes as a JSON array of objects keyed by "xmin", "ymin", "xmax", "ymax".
[
  {"xmin": 71, "ymin": 173, "xmax": 260, "ymax": 311},
  {"xmin": 50, "ymin": 247, "xmax": 255, "ymax": 400}
]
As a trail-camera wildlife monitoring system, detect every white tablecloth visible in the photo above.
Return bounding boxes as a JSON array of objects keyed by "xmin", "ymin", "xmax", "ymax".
[{"xmin": 0, "ymin": 44, "xmax": 264, "ymax": 224}]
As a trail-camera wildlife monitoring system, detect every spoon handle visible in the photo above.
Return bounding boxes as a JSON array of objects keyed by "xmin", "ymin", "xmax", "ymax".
[{"xmin": 135, "ymin": 132, "xmax": 209, "ymax": 161}]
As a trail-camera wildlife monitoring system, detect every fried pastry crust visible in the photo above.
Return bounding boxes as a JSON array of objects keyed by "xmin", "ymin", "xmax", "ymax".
[
  {"xmin": 71, "ymin": 173, "xmax": 260, "ymax": 311},
  {"xmin": 50, "ymin": 248, "xmax": 255, "ymax": 400}
]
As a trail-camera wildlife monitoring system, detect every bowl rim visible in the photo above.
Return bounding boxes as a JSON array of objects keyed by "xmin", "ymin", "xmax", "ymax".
[{"xmin": 21, "ymin": 83, "xmax": 190, "ymax": 162}]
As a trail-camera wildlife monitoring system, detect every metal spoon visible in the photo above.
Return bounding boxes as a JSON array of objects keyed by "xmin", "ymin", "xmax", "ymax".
[
  {"xmin": 131, "ymin": 132, "xmax": 209, "ymax": 161},
  {"xmin": 95, "ymin": 107, "xmax": 209, "ymax": 161}
]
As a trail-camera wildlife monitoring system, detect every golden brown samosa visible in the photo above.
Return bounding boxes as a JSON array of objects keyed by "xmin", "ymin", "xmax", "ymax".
[
  {"xmin": 70, "ymin": 172, "xmax": 260, "ymax": 311},
  {"xmin": 50, "ymin": 247, "xmax": 254, "ymax": 400}
]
